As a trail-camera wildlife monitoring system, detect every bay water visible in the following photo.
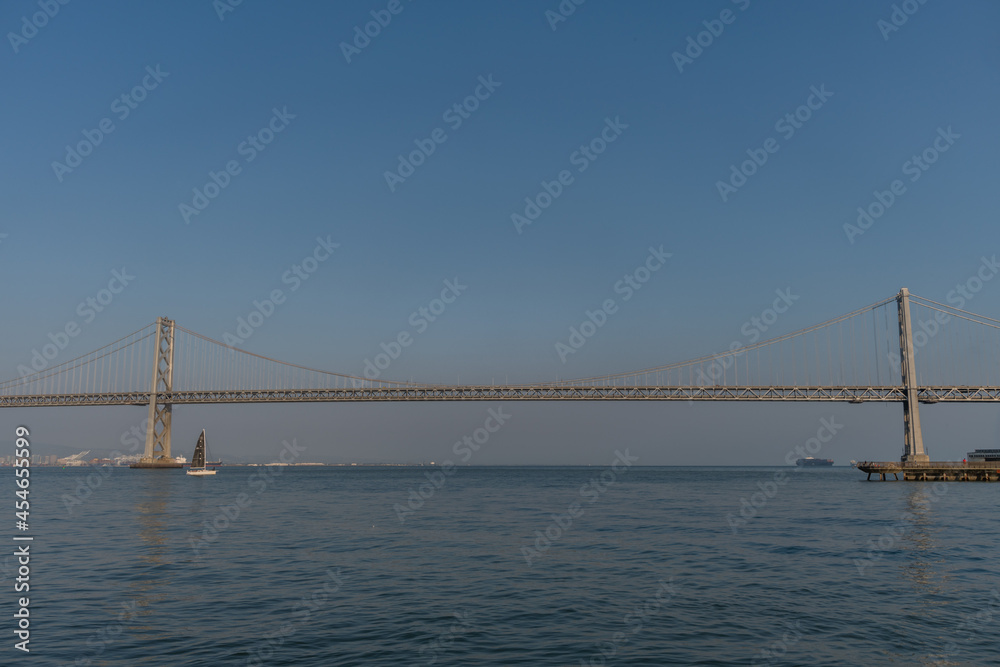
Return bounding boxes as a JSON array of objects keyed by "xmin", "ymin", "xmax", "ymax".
[{"xmin": 6, "ymin": 464, "xmax": 999, "ymax": 665}]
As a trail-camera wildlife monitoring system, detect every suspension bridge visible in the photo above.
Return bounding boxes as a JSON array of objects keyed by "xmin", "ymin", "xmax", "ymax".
[{"xmin": 3, "ymin": 288, "xmax": 1000, "ymax": 472}]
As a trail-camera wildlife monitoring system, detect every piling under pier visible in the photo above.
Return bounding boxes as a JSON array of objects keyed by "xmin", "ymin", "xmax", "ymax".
[{"xmin": 857, "ymin": 462, "xmax": 1000, "ymax": 481}]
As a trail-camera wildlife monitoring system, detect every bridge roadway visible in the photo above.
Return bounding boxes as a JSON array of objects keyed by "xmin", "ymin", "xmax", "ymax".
[{"xmin": 4, "ymin": 385, "xmax": 1000, "ymax": 407}]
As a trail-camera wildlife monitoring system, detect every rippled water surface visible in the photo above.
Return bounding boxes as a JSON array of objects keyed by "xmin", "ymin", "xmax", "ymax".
[{"xmin": 7, "ymin": 465, "xmax": 999, "ymax": 665}]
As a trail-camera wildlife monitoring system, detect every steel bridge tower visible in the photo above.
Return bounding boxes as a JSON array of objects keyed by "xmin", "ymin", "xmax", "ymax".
[
  {"xmin": 137, "ymin": 317, "xmax": 180, "ymax": 467},
  {"xmin": 897, "ymin": 288, "xmax": 928, "ymax": 463}
]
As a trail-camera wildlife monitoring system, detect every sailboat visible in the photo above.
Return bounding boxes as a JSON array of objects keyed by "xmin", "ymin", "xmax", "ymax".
[{"xmin": 186, "ymin": 430, "xmax": 217, "ymax": 476}]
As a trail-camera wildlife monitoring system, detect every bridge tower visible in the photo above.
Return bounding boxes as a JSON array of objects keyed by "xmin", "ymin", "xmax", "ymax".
[
  {"xmin": 139, "ymin": 317, "xmax": 179, "ymax": 467},
  {"xmin": 897, "ymin": 288, "xmax": 929, "ymax": 463}
]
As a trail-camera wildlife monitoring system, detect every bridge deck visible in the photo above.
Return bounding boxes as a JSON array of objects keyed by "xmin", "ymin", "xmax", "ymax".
[{"xmin": 3, "ymin": 385, "xmax": 1000, "ymax": 407}]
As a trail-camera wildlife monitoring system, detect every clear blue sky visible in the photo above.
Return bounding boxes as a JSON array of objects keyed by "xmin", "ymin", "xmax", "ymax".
[{"xmin": 2, "ymin": 0, "xmax": 998, "ymax": 464}]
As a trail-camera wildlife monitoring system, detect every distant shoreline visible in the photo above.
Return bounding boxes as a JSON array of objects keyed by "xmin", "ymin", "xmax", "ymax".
[{"xmin": 7, "ymin": 463, "xmax": 857, "ymax": 469}]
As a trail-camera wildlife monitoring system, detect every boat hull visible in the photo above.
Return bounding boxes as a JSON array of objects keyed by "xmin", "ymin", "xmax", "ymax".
[{"xmin": 186, "ymin": 469, "xmax": 217, "ymax": 476}]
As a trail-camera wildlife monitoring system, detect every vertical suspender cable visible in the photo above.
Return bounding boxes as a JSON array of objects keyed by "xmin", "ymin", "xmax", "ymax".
[
  {"xmin": 818, "ymin": 329, "xmax": 824, "ymax": 386},
  {"xmin": 850, "ymin": 316, "xmax": 856, "ymax": 386},
  {"xmin": 865, "ymin": 309, "xmax": 871, "ymax": 386},
  {"xmin": 839, "ymin": 321, "xmax": 845, "ymax": 385},
  {"xmin": 779, "ymin": 339, "xmax": 784, "ymax": 386},
  {"xmin": 826, "ymin": 326, "xmax": 833, "ymax": 386},
  {"xmin": 881, "ymin": 306, "xmax": 888, "ymax": 386},
  {"xmin": 793, "ymin": 337, "xmax": 798, "ymax": 386},
  {"xmin": 965, "ymin": 318, "xmax": 972, "ymax": 387}
]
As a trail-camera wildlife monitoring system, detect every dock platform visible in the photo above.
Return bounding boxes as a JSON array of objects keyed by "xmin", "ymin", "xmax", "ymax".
[{"xmin": 857, "ymin": 462, "xmax": 1000, "ymax": 481}]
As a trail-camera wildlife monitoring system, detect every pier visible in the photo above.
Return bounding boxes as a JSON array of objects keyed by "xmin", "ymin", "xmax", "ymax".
[{"xmin": 856, "ymin": 462, "xmax": 1000, "ymax": 482}]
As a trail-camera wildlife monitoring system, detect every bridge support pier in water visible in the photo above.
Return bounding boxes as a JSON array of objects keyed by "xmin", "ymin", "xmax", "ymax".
[
  {"xmin": 131, "ymin": 317, "xmax": 182, "ymax": 469},
  {"xmin": 855, "ymin": 289, "xmax": 995, "ymax": 481}
]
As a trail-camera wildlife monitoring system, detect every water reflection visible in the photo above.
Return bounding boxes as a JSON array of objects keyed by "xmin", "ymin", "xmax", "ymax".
[
  {"xmin": 898, "ymin": 484, "xmax": 946, "ymax": 595},
  {"xmin": 899, "ymin": 483, "xmax": 956, "ymax": 667},
  {"xmin": 129, "ymin": 472, "xmax": 176, "ymax": 622}
]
